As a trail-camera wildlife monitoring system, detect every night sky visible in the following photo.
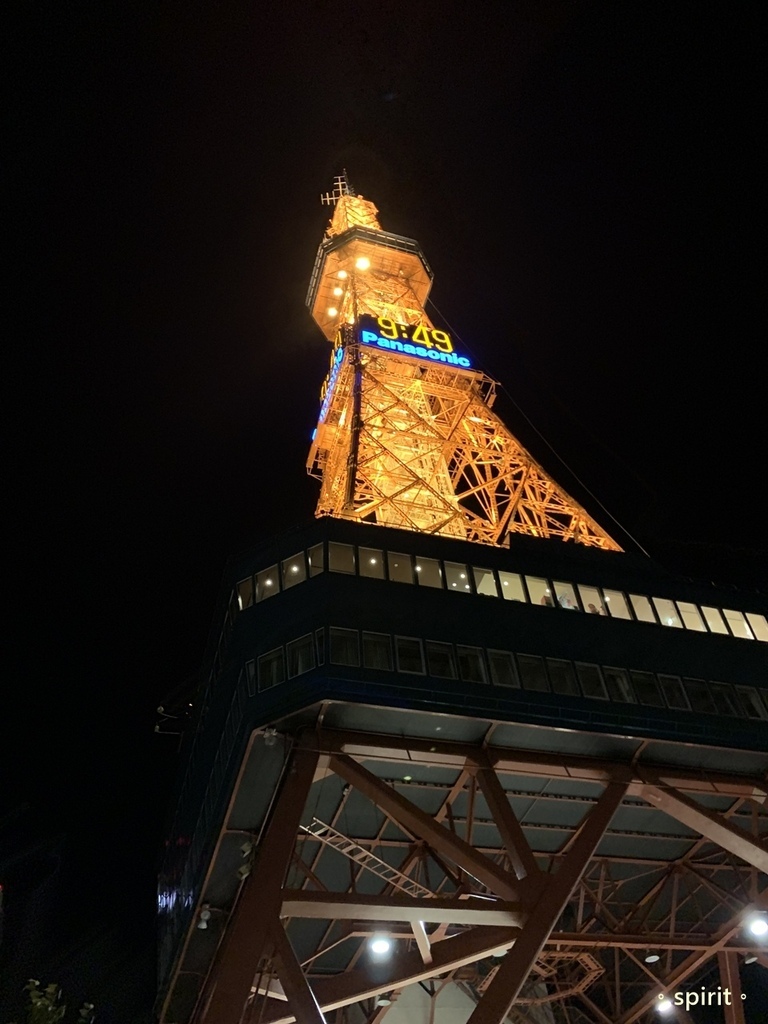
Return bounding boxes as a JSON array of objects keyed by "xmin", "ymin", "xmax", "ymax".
[{"xmin": 4, "ymin": 2, "xmax": 767, "ymax": 1020}]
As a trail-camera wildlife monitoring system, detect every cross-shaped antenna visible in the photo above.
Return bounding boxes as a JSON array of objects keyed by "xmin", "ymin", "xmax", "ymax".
[{"xmin": 320, "ymin": 169, "xmax": 355, "ymax": 205}]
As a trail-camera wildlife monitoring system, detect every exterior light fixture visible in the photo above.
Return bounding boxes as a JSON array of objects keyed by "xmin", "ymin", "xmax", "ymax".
[
  {"xmin": 337, "ymin": 270, "xmax": 347, "ymax": 279},
  {"xmin": 645, "ymin": 954, "xmax": 660, "ymax": 963},
  {"xmin": 657, "ymin": 997, "xmax": 674, "ymax": 1015},
  {"xmin": 355, "ymin": 256, "xmax": 370, "ymax": 270},
  {"xmin": 197, "ymin": 906, "xmax": 212, "ymax": 930},
  {"xmin": 403, "ymin": 775, "xmax": 412, "ymax": 782},
  {"xmin": 745, "ymin": 955, "xmax": 758, "ymax": 964},
  {"xmin": 327, "ymin": 307, "xmax": 338, "ymax": 317},
  {"xmin": 370, "ymin": 936, "xmax": 392, "ymax": 955},
  {"xmin": 747, "ymin": 914, "xmax": 768, "ymax": 937},
  {"xmin": 333, "ymin": 286, "xmax": 343, "ymax": 296}
]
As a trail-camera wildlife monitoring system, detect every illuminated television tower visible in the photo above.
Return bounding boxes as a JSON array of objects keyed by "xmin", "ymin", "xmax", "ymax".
[{"xmin": 306, "ymin": 173, "xmax": 620, "ymax": 550}]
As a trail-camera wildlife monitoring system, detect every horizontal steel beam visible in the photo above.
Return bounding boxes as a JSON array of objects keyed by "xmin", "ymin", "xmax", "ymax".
[{"xmin": 281, "ymin": 890, "xmax": 525, "ymax": 926}]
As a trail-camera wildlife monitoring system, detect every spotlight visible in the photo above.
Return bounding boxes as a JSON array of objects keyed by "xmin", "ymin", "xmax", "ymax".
[
  {"xmin": 236, "ymin": 863, "xmax": 251, "ymax": 880},
  {"xmin": 197, "ymin": 906, "xmax": 212, "ymax": 930},
  {"xmin": 657, "ymin": 997, "xmax": 674, "ymax": 1015},
  {"xmin": 370, "ymin": 936, "xmax": 391, "ymax": 956},
  {"xmin": 240, "ymin": 841, "xmax": 253, "ymax": 857},
  {"xmin": 745, "ymin": 955, "xmax": 758, "ymax": 964},
  {"xmin": 747, "ymin": 914, "xmax": 768, "ymax": 937},
  {"xmin": 355, "ymin": 257, "xmax": 370, "ymax": 270},
  {"xmin": 645, "ymin": 954, "xmax": 660, "ymax": 963}
]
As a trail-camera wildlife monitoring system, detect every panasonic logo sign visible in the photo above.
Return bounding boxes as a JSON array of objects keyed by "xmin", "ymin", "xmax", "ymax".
[{"xmin": 360, "ymin": 330, "xmax": 472, "ymax": 368}]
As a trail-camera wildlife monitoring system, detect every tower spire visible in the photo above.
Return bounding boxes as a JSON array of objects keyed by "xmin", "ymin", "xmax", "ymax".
[{"xmin": 306, "ymin": 179, "xmax": 621, "ymax": 550}]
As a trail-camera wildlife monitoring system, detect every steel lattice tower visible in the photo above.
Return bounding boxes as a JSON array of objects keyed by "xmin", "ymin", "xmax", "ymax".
[{"xmin": 306, "ymin": 175, "xmax": 620, "ymax": 551}]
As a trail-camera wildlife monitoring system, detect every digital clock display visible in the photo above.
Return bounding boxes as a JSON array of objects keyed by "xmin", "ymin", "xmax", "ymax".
[{"xmin": 356, "ymin": 315, "xmax": 471, "ymax": 369}]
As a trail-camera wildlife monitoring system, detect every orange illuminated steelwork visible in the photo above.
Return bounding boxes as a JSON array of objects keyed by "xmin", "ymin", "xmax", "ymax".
[{"xmin": 306, "ymin": 176, "xmax": 621, "ymax": 550}]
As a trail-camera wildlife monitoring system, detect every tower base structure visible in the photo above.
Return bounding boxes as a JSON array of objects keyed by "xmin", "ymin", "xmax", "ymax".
[{"xmin": 158, "ymin": 519, "xmax": 768, "ymax": 1024}]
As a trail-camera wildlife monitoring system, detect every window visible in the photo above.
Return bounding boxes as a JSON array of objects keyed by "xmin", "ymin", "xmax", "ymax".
[
  {"xmin": 630, "ymin": 670, "xmax": 665, "ymax": 707},
  {"xmin": 746, "ymin": 613, "xmax": 768, "ymax": 642},
  {"xmin": 315, "ymin": 628, "xmax": 325, "ymax": 666},
  {"xmin": 255, "ymin": 565, "xmax": 279, "ymax": 602},
  {"xmin": 237, "ymin": 576, "xmax": 254, "ymax": 610},
  {"xmin": 701, "ymin": 606, "xmax": 729, "ymax": 635},
  {"xmin": 426, "ymin": 641, "xmax": 457, "ymax": 678},
  {"xmin": 553, "ymin": 581, "xmax": 578, "ymax": 610},
  {"xmin": 735, "ymin": 687, "xmax": 767, "ymax": 720},
  {"xmin": 488, "ymin": 650, "xmax": 519, "ymax": 687},
  {"xmin": 709, "ymin": 682, "xmax": 741, "ymax": 717},
  {"xmin": 629, "ymin": 594, "xmax": 656, "ymax": 624},
  {"xmin": 328, "ymin": 542, "xmax": 355, "ymax": 574},
  {"xmin": 576, "ymin": 663, "xmax": 608, "ymax": 700},
  {"xmin": 517, "ymin": 654, "xmax": 549, "ymax": 692},
  {"xmin": 329, "ymin": 628, "xmax": 359, "ymax": 667},
  {"xmin": 287, "ymin": 635, "xmax": 315, "ymax": 677},
  {"xmin": 602, "ymin": 667, "xmax": 635, "ymax": 703},
  {"xmin": 723, "ymin": 609, "xmax": 754, "ymax": 640},
  {"xmin": 396, "ymin": 636, "xmax": 424, "ymax": 674},
  {"xmin": 653, "ymin": 598, "xmax": 683, "ymax": 629},
  {"xmin": 498, "ymin": 571, "xmax": 526, "ymax": 602},
  {"xmin": 281, "ymin": 552, "xmax": 306, "ymax": 589},
  {"xmin": 445, "ymin": 562, "xmax": 472, "ymax": 592},
  {"xmin": 360, "ymin": 547, "xmax": 385, "ymax": 579},
  {"xmin": 414, "ymin": 557, "xmax": 442, "ymax": 588},
  {"xmin": 307, "ymin": 543, "xmax": 325, "ymax": 577},
  {"xmin": 602, "ymin": 590, "xmax": 631, "ymax": 619},
  {"xmin": 526, "ymin": 576, "xmax": 554, "ymax": 607},
  {"xmin": 457, "ymin": 646, "xmax": 487, "ymax": 684},
  {"xmin": 579, "ymin": 585, "xmax": 606, "ymax": 616},
  {"xmin": 363, "ymin": 632, "xmax": 392, "ymax": 670},
  {"xmin": 546, "ymin": 658, "xmax": 579, "ymax": 696},
  {"xmin": 473, "ymin": 566, "xmax": 498, "ymax": 597},
  {"xmin": 258, "ymin": 648, "xmax": 285, "ymax": 690},
  {"xmin": 676, "ymin": 601, "xmax": 706, "ymax": 632},
  {"xmin": 681, "ymin": 678, "xmax": 716, "ymax": 714},
  {"xmin": 658, "ymin": 674, "xmax": 690, "ymax": 710},
  {"xmin": 245, "ymin": 660, "xmax": 256, "ymax": 697},
  {"xmin": 388, "ymin": 552, "xmax": 413, "ymax": 584}
]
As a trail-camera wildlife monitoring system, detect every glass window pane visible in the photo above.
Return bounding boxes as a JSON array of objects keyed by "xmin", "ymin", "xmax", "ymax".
[
  {"xmin": 676, "ymin": 601, "xmax": 706, "ymax": 632},
  {"xmin": 517, "ymin": 654, "xmax": 549, "ymax": 692},
  {"xmin": 629, "ymin": 594, "xmax": 656, "ymax": 623},
  {"xmin": 499, "ymin": 572, "xmax": 527, "ymax": 602},
  {"xmin": 360, "ymin": 547, "xmax": 385, "ymax": 579},
  {"xmin": 683, "ymin": 678, "xmax": 717, "ymax": 714},
  {"xmin": 237, "ymin": 576, "xmax": 254, "ymax": 610},
  {"xmin": 414, "ymin": 556, "xmax": 443, "ymax": 588},
  {"xmin": 473, "ymin": 567, "xmax": 498, "ymax": 597},
  {"xmin": 315, "ymin": 628, "xmax": 325, "ymax": 666},
  {"xmin": 396, "ymin": 636, "xmax": 424, "ymax": 674},
  {"xmin": 328, "ymin": 542, "xmax": 355, "ymax": 574},
  {"xmin": 255, "ymin": 565, "xmax": 279, "ymax": 602},
  {"xmin": 546, "ymin": 658, "xmax": 579, "ymax": 696},
  {"xmin": 488, "ymin": 650, "xmax": 519, "ymax": 687},
  {"xmin": 701, "ymin": 606, "xmax": 728, "ymax": 635},
  {"xmin": 363, "ymin": 632, "xmax": 392, "ymax": 670},
  {"xmin": 576, "ymin": 663, "xmax": 608, "ymax": 699},
  {"xmin": 553, "ymin": 581, "xmax": 579, "ymax": 610},
  {"xmin": 526, "ymin": 576, "xmax": 554, "ymax": 607},
  {"xmin": 387, "ymin": 552, "xmax": 413, "ymax": 584},
  {"xmin": 426, "ymin": 641, "xmax": 457, "ymax": 678},
  {"xmin": 579, "ymin": 585, "xmax": 607, "ymax": 616},
  {"xmin": 307, "ymin": 543, "xmax": 324, "ymax": 577},
  {"xmin": 603, "ymin": 667, "xmax": 635, "ymax": 703},
  {"xmin": 457, "ymin": 645, "xmax": 487, "ymax": 683},
  {"xmin": 287, "ymin": 635, "xmax": 315, "ymax": 677},
  {"xmin": 282, "ymin": 552, "xmax": 306, "ymax": 589},
  {"xmin": 723, "ymin": 609, "xmax": 754, "ymax": 639},
  {"xmin": 329, "ymin": 627, "xmax": 359, "ymax": 666},
  {"xmin": 735, "ymin": 686, "xmax": 767, "ymax": 719},
  {"xmin": 630, "ymin": 670, "xmax": 665, "ymax": 707},
  {"xmin": 603, "ymin": 590, "xmax": 631, "ymax": 619},
  {"xmin": 653, "ymin": 598, "xmax": 683, "ymax": 628},
  {"xmin": 245, "ymin": 660, "xmax": 256, "ymax": 697},
  {"xmin": 709, "ymin": 682, "xmax": 740, "ymax": 717},
  {"xmin": 258, "ymin": 648, "xmax": 285, "ymax": 690},
  {"xmin": 746, "ymin": 613, "xmax": 768, "ymax": 642},
  {"xmin": 445, "ymin": 562, "xmax": 472, "ymax": 592},
  {"xmin": 658, "ymin": 674, "xmax": 689, "ymax": 710}
]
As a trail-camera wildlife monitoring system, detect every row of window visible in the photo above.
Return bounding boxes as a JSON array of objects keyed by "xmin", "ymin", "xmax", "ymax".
[
  {"xmin": 235, "ymin": 541, "xmax": 768, "ymax": 643},
  {"xmin": 247, "ymin": 628, "xmax": 768, "ymax": 722}
]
